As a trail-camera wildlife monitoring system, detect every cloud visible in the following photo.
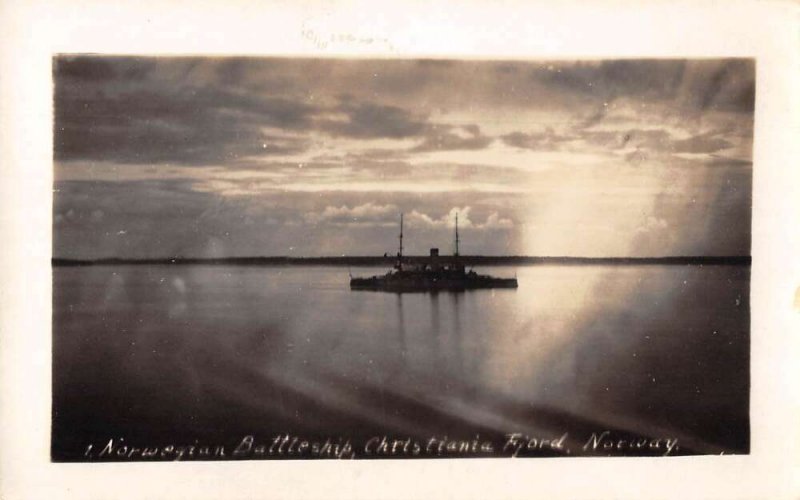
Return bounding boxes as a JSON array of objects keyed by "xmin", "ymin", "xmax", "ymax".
[
  {"xmin": 54, "ymin": 57, "xmax": 159, "ymax": 83},
  {"xmin": 671, "ymin": 130, "xmax": 733, "ymax": 154},
  {"xmin": 536, "ymin": 59, "xmax": 754, "ymax": 114},
  {"xmin": 55, "ymin": 57, "xmax": 118, "ymax": 81},
  {"xmin": 411, "ymin": 124, "xmax": 493, "ymax": 152},
  {"xmin": 55, "ymin": 76, "xmax": 318, "ymax": 165},
  {"xmin": 676, "ymin": 60, "xmax": 755, "ymax": 113},
  {"xmin": 537, "ymin": 60, "xmax": 686, "ymax": 104},
  {"xmin": 584, "ymin": 128, "xmax": 673, "ymax": 158},
  {"xmin": 501, "ymin": 128, "xmax": 575, "ymax": 151},
  {"xmin": 703, "ymin": 156, "xmax": 752, "ymax": 168},
  {"xmin": 625, "ymin": 148, "xmax": 649, "ymax": 165},
  {"xmin": 516, "ymin": 125, "xmax": 735, "ymax": 163},
  {"xmin": 481, "ymin": 212, "xmax": 514, "ymax": 229},
  {"xmin": 578, "ymin": 104, "xmax": 611, "ymax": 129},
  {"xmin": 302, "ymin": 205, "xmax": 514, "ymax": 231},
  {"xmin": 305, "ymin": 202, "xmax": 399, "ymax": 225},
  {"xmin": 318, "ymin": 101, "xmax": 429, "ymax": 139},
  {"xmin": 54, "ymin": 56, "xmax": 754, "ymax": 171},
  {"xmin": 636, "ymin": 216, "xmax": 669, "ymax": 233},
  {"xmin": 336, "ymin": 149, "xmax": 412, "ymax": 162},
  {"xmin": 501, "ymin": 126, "xmax": 675, "ymax": 162},
  {"xmin": 52, "ymin": 57, "xmax": 752, "ymax": 259},
  {"xmin": 406, "ymin": 207, "xmax": 513, "ymax": 230}
]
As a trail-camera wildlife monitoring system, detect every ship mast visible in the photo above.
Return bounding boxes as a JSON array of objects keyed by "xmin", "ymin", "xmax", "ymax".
[
  {"xmin": 454, "ymin": 212, "xmax": 460, "ymax": 257},
  {"xmin": 397, "ymin": 213, "xmax": 404, "ymax": 270}
]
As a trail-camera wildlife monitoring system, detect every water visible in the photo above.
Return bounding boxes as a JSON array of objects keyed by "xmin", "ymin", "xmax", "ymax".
[{"xmin": 52, "ymin": 264, "xmax": 749, "ymax": 460}]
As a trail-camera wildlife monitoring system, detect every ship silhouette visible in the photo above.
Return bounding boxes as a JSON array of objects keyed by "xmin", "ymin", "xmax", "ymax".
[{"xmin": 349, "ymin": 213, "xmax": 518, "ymax": 292}]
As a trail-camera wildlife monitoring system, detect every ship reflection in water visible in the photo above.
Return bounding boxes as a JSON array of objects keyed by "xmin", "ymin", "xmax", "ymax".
[{"xmin": 350, "ymin": 213, "xmax": 518, "ymax": 292}]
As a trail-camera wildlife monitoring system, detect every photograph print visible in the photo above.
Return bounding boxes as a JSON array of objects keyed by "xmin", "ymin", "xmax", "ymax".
[{"xmin": 52, "ymin": 56, "xmax": 753, "ymax": 461}]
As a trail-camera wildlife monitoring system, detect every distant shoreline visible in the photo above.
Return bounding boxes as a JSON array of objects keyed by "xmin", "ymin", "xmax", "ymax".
[{"xmin": 52, "ymin": 256, "xmax": 752, "ymax": 267}]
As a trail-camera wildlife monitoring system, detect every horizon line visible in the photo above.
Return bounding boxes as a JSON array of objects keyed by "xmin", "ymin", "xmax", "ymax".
[{"xmin": 51, "ymin": 255, "xmax": 752, "ymax": 266}]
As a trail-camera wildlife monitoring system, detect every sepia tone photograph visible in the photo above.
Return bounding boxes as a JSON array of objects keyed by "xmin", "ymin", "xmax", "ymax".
[{"xmin": 51, "ymin": 56, "xmax": 753, "ymax": 462}]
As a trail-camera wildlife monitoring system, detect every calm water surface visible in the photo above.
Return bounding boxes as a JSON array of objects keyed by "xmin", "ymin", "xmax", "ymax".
[{"xmin": 52, "ymin": 264, "xmax": 749, "ymax": 459}]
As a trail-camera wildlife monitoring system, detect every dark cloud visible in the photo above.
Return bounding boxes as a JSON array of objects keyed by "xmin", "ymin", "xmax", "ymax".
[
  {"xmin": 411, "ymin": 124, "xmax": 493, "ymax": 152},
  {"xmin": 318, "ymin": 101, "xmax": 429, "ymax": 139},
  {"xmin": 214, "ymin": 58, "xmax": 251, "ymax": 87},
  {"xmin": 606, "ymin": 128, "xmax": 732, "ymax": 157},
  {"xmin": 501, "ymin": 127, "xmax": 672, "ymax": 154},
  {"xmin": 680, "ymin": 60, "xmax": 755, "ymax": 112},
  {"xmin": 502, "ymin": 124, "xmax": 739, "ymax": 164},
  {"xmin": 55, "ymin": 56, "xmax": 158, "ymax": 82},
  {"xmin": 703, "ymin": 156, "xmax": 752, "ymax": 168},
  {"xmin": 579, "ymin": 104, "xmax": 611, "ymax": 128},
  {"xmin": 55, "ymin": 56, "xmax": 754, "ymax": 167},
  {"xmin": 537, "ymin": 60, "xmax": 686, "ymax": 103},
  {"xmin": 55, "ymin": 56, "xmax": 455, "ymax": 166},
  {"xmin": 55, "ymin": 74, "xmax": 317, "ymax": 165},
  {"xmin": 535, "ymin": 59, "xmax": 753, "ymax": 112},
  {"xmin": 501, "ymin": 128, "xmax": 576, "ymax": 151},
  {"xmin": 339, "ymin": 148, "xmax": 411, "ymax": 162},
  {"xmin": 597, "ymin": 129, "xmax": 672, "ymax": 151},
  {"xmin": 54, "ymin": 57, "xmax": 118, "ymax": 81}
]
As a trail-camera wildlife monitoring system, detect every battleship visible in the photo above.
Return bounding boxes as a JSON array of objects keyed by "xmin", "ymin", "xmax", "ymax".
[{"xmin": 349, "ymin": 213, "xmax": 518, "ymax": 292}]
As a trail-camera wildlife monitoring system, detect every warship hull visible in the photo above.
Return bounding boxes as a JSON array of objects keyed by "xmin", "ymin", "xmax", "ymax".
[{"xmin": 350, "ymin": 271, "xmax": 518, "ymax": 292}]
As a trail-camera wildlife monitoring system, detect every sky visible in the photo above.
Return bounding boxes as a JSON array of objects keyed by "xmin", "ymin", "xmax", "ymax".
[{"xmin": 53, "ymin": 57, "xmax": 753, "ymax": 259}]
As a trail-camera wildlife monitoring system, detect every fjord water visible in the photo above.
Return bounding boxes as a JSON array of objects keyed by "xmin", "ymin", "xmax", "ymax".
[{"xmin": 52, "ymin": 264, "xmax": 749, "ymax": 459}]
